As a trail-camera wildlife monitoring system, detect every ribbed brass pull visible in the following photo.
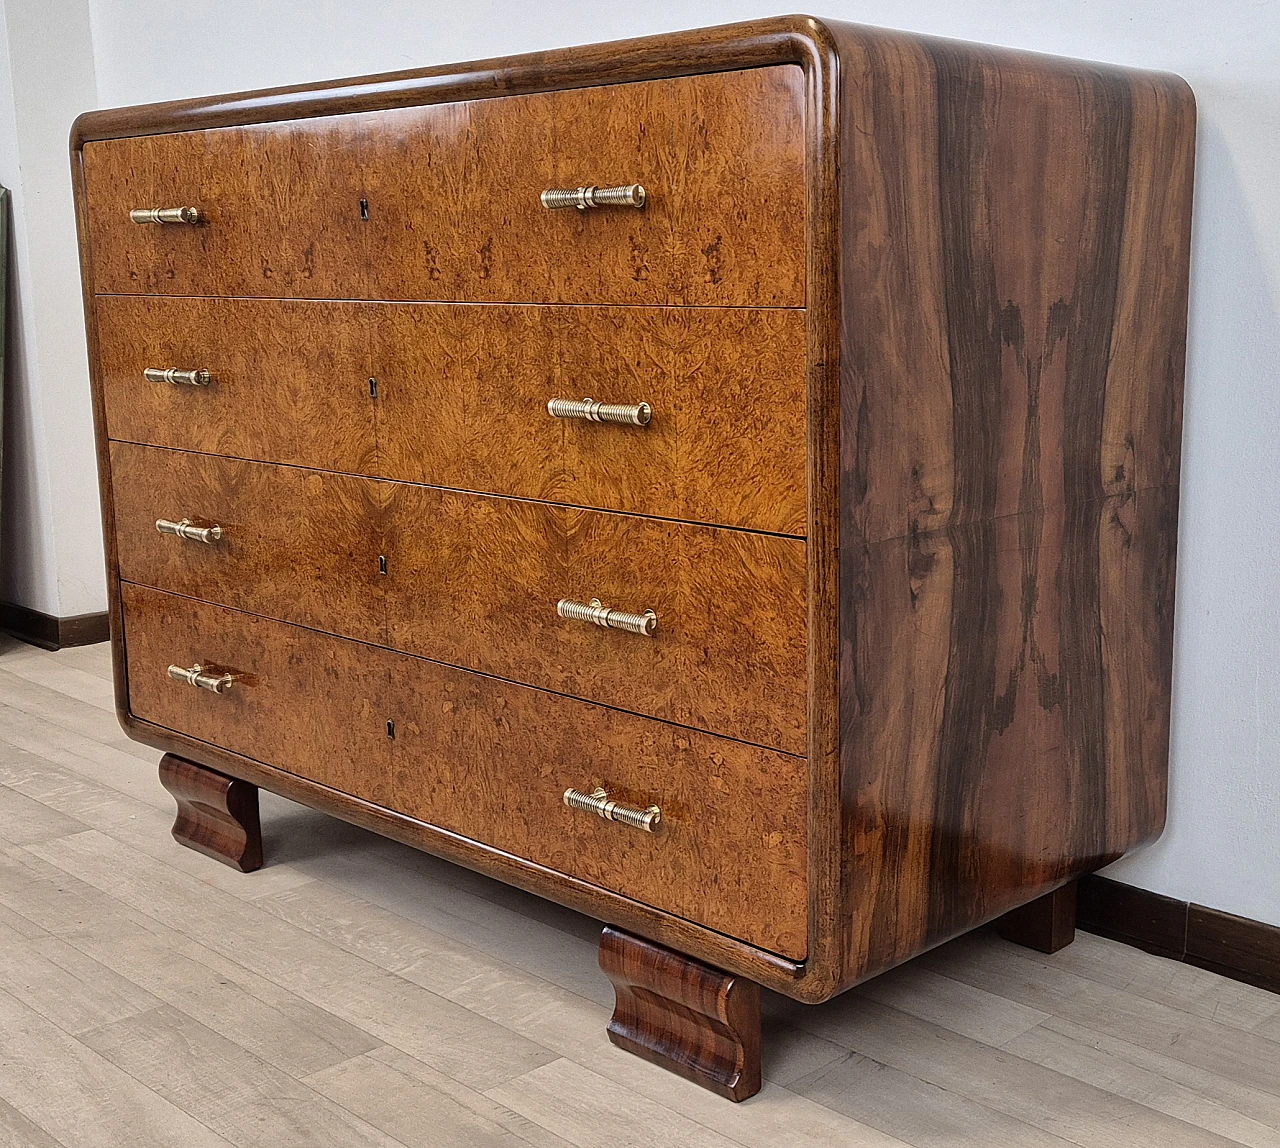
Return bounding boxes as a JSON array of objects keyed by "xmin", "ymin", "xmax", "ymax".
[
  {"xmin": 144, "ymin": 367, "xmax": 212, "ymax": 387},
  {"xmin": 563, "ymin": 787, "xmax": 661, "ymax": 832},
  {"xmin": 540, "ymin": 184, "xmax": 646, "ymax": 210},
  {"xmin": 547, "ymin": 397, "xmax": 651, "ymax": 426},
  {"xmin": 557, "ymin": 597, "xmax": 657, "ymax": 636},
  {"xmin": 156, "ymin": 518, "xmax": 223, "ymax": 544},
  {"xmin": 130, "ymin": 207, "xmax": 200, "ymax": 224},
  {"xmin": 167, "ymin": 664, "xmax": 237, "ymax": 694}
]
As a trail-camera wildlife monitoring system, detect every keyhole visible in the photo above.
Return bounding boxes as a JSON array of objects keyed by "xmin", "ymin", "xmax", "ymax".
[
  {"xmin": 369, "ymin": 376, "xmax": 379, "ymax": 399},
  {"xmin": 378, "ymin": 555, "xmax": 388, "ymax": 576},
  {"xmin": 386, "ymin": 719, "xmax": 396, "ymax": 739},
  {"xmin": 359, "ymin": 198, "xmax": 370, "ymax": 221}
]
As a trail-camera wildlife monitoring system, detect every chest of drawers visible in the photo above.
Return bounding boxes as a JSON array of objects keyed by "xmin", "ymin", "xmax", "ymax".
[{"xmin": 72, "ymin": 16, "xmax": 1195, "ymax": 1101}]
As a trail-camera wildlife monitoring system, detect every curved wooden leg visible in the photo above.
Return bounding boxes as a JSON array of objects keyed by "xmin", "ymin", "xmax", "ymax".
[
  {"xmin": 158, "ymin": 754, "xmax": 263, "ymax": 873},
  {"xmin": 599, "ymin": 926, "xmax": 761, "ymax": 1101},
  {"xmin": 997, "ymin": 881, "xmax": 1077, "ymax": 954}
]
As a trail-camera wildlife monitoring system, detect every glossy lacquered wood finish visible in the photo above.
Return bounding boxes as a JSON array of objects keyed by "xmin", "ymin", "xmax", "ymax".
[
  {"xmin": 384, "ymin": 483, "xmax": 807, "ymax": 753},
  {"xmin": 82, "ymin": 67, "xmax": 804, "ymax": 307},
  {"xmin": 98, "ymin": 296, "xmax": 807, "ymax": 535},
  {"xmin": 371, "ymin": 302, "xmax": 809, "ymax": 535},
  {"xmin": 122, "ymin": 585, "xmax": 809, "ymax": 957},
  {"xmin": 110, "ymin": 442, "xmax": 390, "ymax": 645},
  {"xmin": 157, "ymin": 753, "xmax": 263, "ymax": 872},
  {"xmin": 831, "ymin": 29, "xmax": 1194, "ymax": 991},
  {"xmin": 73, "ymin": 16, "xmax": 1193, "ymax": 1017},
  {"xmin": 111, "ymin": 443, "xmax": 807, "ymax": 751},
  {"xmin": 95, "ymin": 296, "xmax": 377, "ymax": 475},
  {"xmin": 599, "ymin": 926, "xmax": 762, "ymax": 1102}
]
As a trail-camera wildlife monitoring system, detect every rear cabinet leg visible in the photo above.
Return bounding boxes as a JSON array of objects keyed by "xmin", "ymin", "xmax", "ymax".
[
  {"xmin": 599, "ymin": 926, "xmax": 762, "ymax": 1101},
  {"xmin": 996, "ymin": 881, "xmax": 1077, "ymax": 954},
  {"xmin": 158, "ymin": 753, "xmax": 263, "ymax": 873}
]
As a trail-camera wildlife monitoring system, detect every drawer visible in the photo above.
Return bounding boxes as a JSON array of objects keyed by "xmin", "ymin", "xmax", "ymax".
[
  {"xmin": 99, "ymin": 296, "xmax": 807, "ymax": 535},
  {"xmin": 374, "ymin": 302, "xmax": 808, "ymax": 536},
  {"xmin": 112, "ymin": 445, "xmax": 807, "ymax": 752},
  {"xmin": 96, "ymin": 296, "xmax": 378, "ymax": 475},
  {"xmin": 110, "ymin": 442, "xmax": 388, "ymax": 644},
  {"xmin": 384, "ymin": 483, "xmax": 808, "ymax": 754},
  {"xmin": 121, "ymin": 585, "xmax": 808, "ymax": 958},
  {"xmin": 82, "ymin": 67, "xmax": 805, "ymax": 307}
]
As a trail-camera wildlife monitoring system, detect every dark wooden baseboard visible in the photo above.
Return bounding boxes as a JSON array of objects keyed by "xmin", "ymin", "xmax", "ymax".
[
  {"xmin": 1079, "ymin": 875, "xmax": 1280, "ymax": 995},
  {"xmin": 0, "ymin": 602, "xmax": 110, "ymax": 651}
]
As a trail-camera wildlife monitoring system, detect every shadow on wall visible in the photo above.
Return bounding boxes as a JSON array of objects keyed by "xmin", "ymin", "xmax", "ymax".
[{"xmin": 1103, "ymin": 110, "xmax": 1280, "ymax": 926}]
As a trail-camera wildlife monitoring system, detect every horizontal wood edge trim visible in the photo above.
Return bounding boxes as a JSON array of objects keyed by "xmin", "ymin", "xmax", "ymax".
[
  {"xmin": 1079, "ymin": 875, "xmax": 1280, "ymax": 995},
  {"xmin": 0, "ymin": 602, "xmax": 110, "ymax": 651},
  {"xmin": 70, "ymin": 17, "xmax": 831, "ymax": 145},
  {"xmin": 92, "ymin": 292, "xmax": 806, "ymax": 313},
  {"xmin": 128, "ymin": 720, "xmax": 813, "ymax": 994}
]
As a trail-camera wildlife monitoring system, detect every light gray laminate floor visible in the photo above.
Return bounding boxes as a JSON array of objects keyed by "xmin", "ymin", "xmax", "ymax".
[{"xmin": 0, "ymin": 635, "xmax": 1278, "ymax": 1147}]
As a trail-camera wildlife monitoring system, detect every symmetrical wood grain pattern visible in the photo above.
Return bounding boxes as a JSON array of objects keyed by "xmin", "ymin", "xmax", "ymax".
[
  {"xmin": 99, "ymin": 296, "xmax": 807, "ymax": 534},
  {"xmin": 599, "ymin": 926, "xmax": 762, "ymax": 1102},
  {"xmin": 996, "ymin": 881, "xmax": 1078, "ymax": 954},
  {"xmin": 81, "ymin": 68, "xmax": 805, "ymax": 307},
  {"xmin": 157, "ymin": 752, "xmax": 263, "ymax": 872},
  {"xmin": 831, "ymin": 25, "xmax": 1195, "ymax": 992},
  {"xmin": 112, "ymin": 443, "xmax": 807, "ymax": 751},
  {"xmin": 122, "ymin": 585, "xmax": 809, "ymax": 957},
  {"xmin": 72, "ymin": 16, "xmax": 1194, "ymax": 1021}
]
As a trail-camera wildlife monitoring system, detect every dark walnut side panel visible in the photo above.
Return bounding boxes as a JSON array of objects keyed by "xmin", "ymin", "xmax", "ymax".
[
  {"xmin": 81, "ymin": 67, "xmax": 804, "ymax": 307},
  {"xmin": 110, "ymin": 443, "xmax": 808, "ymax": 754},
  {"xmin": 831, "ymin": 26, "xmax": 1193, "ymax": 988},
  {"xmin": 834, "ymin": 32, "xmax": 1195, "ymax": 545},
  {"xmin": 97, "ymin": 296, "xmax": 806, "ymax": 536},
  {"xmin": 122, "ymin": 585, "xmax": 809, "ymax": 957},
  {"xmin": 839, "ymin": 487, "xmax": 1179, "ymax": 982}
]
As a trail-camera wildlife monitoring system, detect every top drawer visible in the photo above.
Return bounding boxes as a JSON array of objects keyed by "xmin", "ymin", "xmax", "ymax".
[{"xmin": 81, "ymin": 67, "xmax": 805, "ymax": 307}]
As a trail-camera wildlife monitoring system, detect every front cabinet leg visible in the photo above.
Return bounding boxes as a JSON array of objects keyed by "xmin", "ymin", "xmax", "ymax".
[
  {"xmin": 158, "ymin": 754, "xmax": 263, "ymax": 873},
  {"xmin": 996, "ymin": 881, "xmax": 1077, "ymax": 954},
  {"xmin": 599, "ymin": 926, "xmax": 761, "ymax": 1101}
]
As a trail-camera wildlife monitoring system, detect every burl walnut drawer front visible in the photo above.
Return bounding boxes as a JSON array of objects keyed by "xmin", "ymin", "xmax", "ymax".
[
  {"xmin": 122, "ymin": 584, "xmax": 808, "ymax": 958},
  {"xmin": 82, "ymin": 66, "xmax": 804, "ymax": 307},
  {"xmin": 96, "ymin": 295, "xmax": 807, "ymax": 535},
  {"xmin": 112, "ymin": 443, "xmax": 807, "ymax": 753}
]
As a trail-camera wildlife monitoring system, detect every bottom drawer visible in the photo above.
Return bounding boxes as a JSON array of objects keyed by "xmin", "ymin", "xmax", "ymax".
[{"xmin": 121, "ymin": 584, "xmax": 808, "ymax": 958}]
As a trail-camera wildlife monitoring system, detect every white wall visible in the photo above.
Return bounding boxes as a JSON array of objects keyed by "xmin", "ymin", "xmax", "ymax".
[
  {"xmin": 11, "ymin": 1, "xmax": 1280, "ymax": 925},
  {"xmin": 0, "ymin": 0, "xmax": 102, "ymax": 617}
]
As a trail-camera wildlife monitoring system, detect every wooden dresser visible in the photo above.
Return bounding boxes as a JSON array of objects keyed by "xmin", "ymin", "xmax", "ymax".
[{"xmin": 72, "ymin": 16, "xmax": 1195, "ymax": 1100}]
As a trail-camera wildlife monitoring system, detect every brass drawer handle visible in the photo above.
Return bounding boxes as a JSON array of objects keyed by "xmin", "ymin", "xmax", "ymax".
[
  {"xmin": 156, "ymin": 518, "xmax": 223, "ymax": 544},
  {"xmin": 548, "ymin": 397, "xmax": 651, "ymax": 427},
  {"xmin": 144, "ymin": 367, "xmax": 212, "ymax": 387},
  {"xmin": 130, "ymin": 207, "xmax": 201, "ymax": 225},
  {"xmin": 557, "ymin": 597, "xmax": 657, "ymax": 637},
  {"xmin": 540, "ymin": 184, "xmax": 646, "ymax": 210},
  {"xmin": 167, "ymin": 664, "xmax": 237, "ymax": 694},
  {"xmin": 564, "ymin": 786, "xmax": 661, "ymax": 832}
]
